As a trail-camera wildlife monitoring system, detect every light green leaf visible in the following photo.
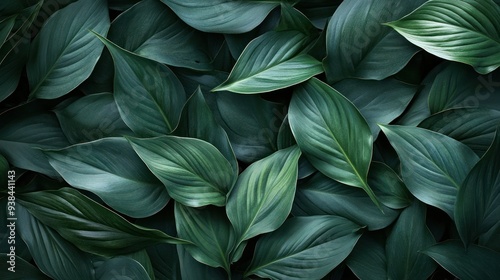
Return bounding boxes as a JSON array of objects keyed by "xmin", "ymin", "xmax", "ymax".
[
  {"xmin": 292, "ymin": 172, "xmax": 398, "ymax": 231},
  {"xmin": 0, "ymin": 101, "xmax": 70, "ymax": 177},
  {"xmin": 380, "ymin": 125, "xmax": 479, "ymax": 217},
  {"xmin": 17, "ymin": 204, "xmax": 94, "ymax": 280},
  {"xmin": 128, "ymin": 136, "xmax": 236, "ymax": 207},
  {"xmin": 347, "ymin": 233, "xmax": 387, "ymax": 280},
  {"xmin": 44, "ymin": 137, "xmax": 169, "ymax": 218},
  {"xmin": 175, "ymin": 204, "xmax": 236, "ymax": 272},
  {"xmin": 386, "ymin": 201, "xmax": 437, "ymax": 280},
  {"xmin": 419, "ymin": 108, "xmax": 500, "ymax": 156},
  {"xmin": 245, "ymin": 216, "xmax": 363, "ymax": 279},
  {"xmin": 289, "ymin": 78, "xmax": 379, "ymax": 206},
  {"xmin": 324, "ymin": 0, "xmax": 423, "ymax": 82},
  {"xmin": 94, "ymin": 33, "xmax": 185, "ymax": 137},
  {"xmin": 0, "ymin": 254, "xmax": 50, "ymax": 279},
  {"xmin": 386, "ymin": 0, "xmax": 500, "ymax": 74},
  {"xmin": 423, "ymin": 240, "xmax": 500, "ymax": 280},
  {"xmin": 54, "ymin": 93, "xmax": 135, "ymax": 144},
  {"xmin": 333, "ymin": 78, "xmax": 417, "ymax": 138},
  {"xmin": 227, "ymin": 146, "xmax": 301, "ymax": 242},
  {"xmin": 368, "ymin": 162, "xmax": 412, "ymax": 209},
  {"xmin": 27, "ymin": 0, "xmax": 110, "ymax": 99},
  {"xmin": 95, "ymin": 257, "xmax": 150, "ymax": 280},
  {"xmin": 213, "ymin": 31, "xmax": 322, "ymax": 94},
  {"xmin": 108, "ymin": 0, "xmax": 212, "ymax": 70},
  {"xmin": 159, "ymin": 0, "xmax": 278, "ymax": 34},
  {"xmin": 18, "ymin": 188, "xmax": 187, "ymax": 257},
  {"xmin": 455, "ymin": 128, "xmax": 500, "ymax": 247}
]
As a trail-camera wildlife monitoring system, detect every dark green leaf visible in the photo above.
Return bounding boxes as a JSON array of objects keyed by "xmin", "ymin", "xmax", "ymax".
[
  {"xmin": 423, "ymin": 240, "xmax": 500, "ymax": 280},
  {"xmin": 347, "ymin": 233, "xmax": 387, "ymax": 280},
  {"xmin": 94, "ymin": 33, "xmax": 185, "ymax": 137},
  {"xmin": 245, "ymin": 216, "xmax": 363, "ymax": 279},
  {"xmin": 387, "ymin": 0, "xmax": 500, "ymax": 74},
  {"xmin": 289, "ymin": 78, "xmax": 379, "ymax": 206},
  {"xmin": 0, "ymin": 15, "xmax": 16, "ymax": 49},
  {"xmin": 368, "ymin": 162, "xmax": 412, "ymax": 209},
  {"xmin": 276, "ymin": 3, "xmax": 317, "ymax": 35},
  {"xmin": 227, "ymin": 146, "xmax": 301, "ymax": 242},
  {"xmin": 177, "ymin": 245, "xmax": 228, "ymax": 280},
  {"xmin": 95, "ymin": 257, "xmax": 150, "ymax": 280},
  {"xmin": 0, "ymin": 37, "xmax": 29, "ymax": 102},
  {"xmin": 380, "ymin": 125, "xmax": 479, "ymax": 217},
  {"xmin": 0, "ymin": 254, "xmax": 50, "ymax": 279},
  {"xmin": 121, "ymin": 250, "xmax": 155, "ymax": 280},
  {"xmin": 27, "ymin": 0, "xmax": 110, "ymax": 98},
  {"xmin": 44, "ymin": 137, "xmax": 169, "ymax": 218},
  {"xmin": 295, "ymin": 0, "xmax": 341, "ymax": 29},
  {"xmin": 128, "ymin": 136, "xmax": 236, "ymax": 207},
  {"xmin": 18, "ymin": 188, "xmax": 187, "ymax": 257},
  {"xmin": 386, "ymin": 201, "xmax": 437, "ymax": 280}
]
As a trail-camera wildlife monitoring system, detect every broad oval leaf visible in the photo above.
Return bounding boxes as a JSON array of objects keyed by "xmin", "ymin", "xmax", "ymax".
[
  {"xmin": 175, "ymin": 204, "xmax": 236, "ymax": 272},
  {"xmin": 18, "ymin": 188, "xmax": 187, "ymax": 257},
  {"xmin": 386, "ymin": 0, "xmax": 500, "ymax": 74},
  {"xmin": 226, "ymin": 146, "xmax": 301, "ymax": 242},
  {"xmin": 159, "ymin": 0, "xmax": 278, "ymax": 34},
  {"xmin": 27, "ymin": 0, "xmax": 110, "ymax": 98},
  {"xmin": 292, "ymin": 172, "xmax": 399, "ymax": 231},
  {"xmin": 95, "ymin": 257, "xmax": 150, "ymax": 280},
  {"xmin": 455, "ymin": 128, "xmax": 500, "ymax": 247},
  {"xmin": 423, "ymin": 240, "xmax": 500, "ymax": 280},
  {"xmin": 289, "ymin": 78, "xmax": 379, "ymax": 205},
  {"xmin": 324, "ymin": 0, "xmax": 423, "ymax": 82},
  {"xmin": 380, "ymin": 125, "xmax": 479, "ymax": 217},
  {"xmin": 128, "ymin": 136, "xmax": 236, "ymax": 207},
  {"xmin": 386, "ymin": 201, "xmax": 437, "ymax": 280},
  {"xmin": 54, "ymin": 93, "xmax": 135, "ymax": 144},
  {"xmin": 245, "ymin": 216, "xmax": 363, "ymax": 280},
  {"xmin": 44, "ymin": 137, "xmax": 169, "ymax": 218},
  {"xmin": 17, "ymin": 204, "xmax": 94, "ymax": 280},
  {"xmin": 213, "ymin": 30, "xmax": 323, "ymax": 94},
  {"xmin": 94, "ymin": 33, "xmax": 186, "ymax": 137}
]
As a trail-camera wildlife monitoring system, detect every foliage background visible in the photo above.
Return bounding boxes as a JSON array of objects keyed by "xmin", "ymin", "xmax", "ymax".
[{"xmin": 1, "ymin": 0, "xmax": 500, "ymax": 279}]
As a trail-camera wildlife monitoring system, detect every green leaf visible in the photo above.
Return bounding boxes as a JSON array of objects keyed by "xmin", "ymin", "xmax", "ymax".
[
  {"xmin": 17, "ymin": 204, "xmax": 94, "ymax": 280},
  {"xmin": 227, "ymin": 146, "xmax": 301, "ymax": 242},
  {"xmin": 333, "ymin": 78, "xmax": 417, "ymax": 138},
  {"xmin": 292, "ymin": 172, "xmax": 399, "ymax": 231},
  {"xmin": 27, "ymin": 0, "xmax": 110, "ymax": 99},
  {"xmin": 0, "ymin": 101, "xmax": 70, "ymax": 177},
  {"xmin": 128, "ymin": 136, "xmax": 236, "ymax": 207},
  {"xmin": 94, "ymin": 33, "xmax": 186, "ymax": 137},
  {"xmin": 245, "ymin": 216, "xmax": 363, "ymax": 279},
  {"xmin": 18, "ymin": 188, "xmax": 187, "ymax": 257},
  {"xmin": 295, "ymin": 0, "xmax": 341, "ymax": 29},
  {"xmin": 95, "ymin": 257, "xmax": 150, "ymax": 280},
  {"xmin": 380, "ymin": 125, "xmax": 479, "ymax": 217},
  {"xmin": 419, "ymin": 108, "xmax": 500, "ymax": 156},
  {"xmin": 175, "ymin": 88, "xmax": 238, "ymax": 174},
  {"xmin": 455, "ymin": 128, "xmax": 500, "ymax": 247},
  {"xmin": 123, "ymin": 250, "xmax": 155, "ymax": 280},
  {"xmin": 423, "ymin": 240, "xmax": 500, "ymax": 280},
  {"xmin": 289, "ymin": 78, "xmax": 379, "ymax": 206},
  {"xmin": 108, "ymin": 0, "xmax": 212, "ymax": 70},
  {"xmin": 175, "ymin": 204, "xmax": 236, "ymax": 272},
  {"xmin": 54, "ymin": 93, "xmax": 135, "ymax": 144},
  {"xmin": 159, "ymin": 0, "xmax": 278, "ymax": 34},
  {"xmin": 347, "ymin": 233, "xmax": 387, "ymax": 280},
  {"xmin": 44, "ymin": 137, "xmax": 169, "ymax": 218},
  {"xmin": 324, "ymin": 0, "xmax": 423, "ymax": 82},
  {"xmin": 177, "ymin": 245, "xmax": 228, "ymax": 280},
  {"xmin": 386, "ymin": 201, "xmax": 437, "ymax": 280},
  {"xmin": 0, "ymin": 37, "xmax": 29, "ymax": 102},
  {"xmin": 276, "ymin": 3, "xmax": 317, "ymax": 35},
  {"xmin": 0, "ymin": 254, "xmax": 50, "ymax": 279},
  {"xmin": 386, "ymin": 0, "xmax": 500, "ymax": 74},
  {"xmin": 368, "ymin": 162, "xmax": 412, "ymax": 209},
  {"xmin": 213, "ymin": 31, "xmax": 323, "ymax": 94},
  {"xmin": 0, "ymin": 15, "xmax": 16, "ymax": 48}
]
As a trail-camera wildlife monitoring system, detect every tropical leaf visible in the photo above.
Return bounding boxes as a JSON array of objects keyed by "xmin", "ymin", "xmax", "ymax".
[
  {"xmin": 0, "ymin": 37, "xmax": 29, "ymax": 102},
  {"xmin": 245, "ymin": 216, "xmax": 363, "ymax": 280},
  {"xmin": 386, "ymin": 0, "xmax": 500, "ymax": 74},
  {"xmin": 177, "ymin": 245, "xmax": 228, "ymax": 280},
  {"xmin": 347, "ymin": 233, "xmax": 387, "ymax": 280},
  {"xmin": 27, "ymin": 0, "xmax": 110, "ymax": 99},
  {"xmin": 95, "ymin": 257, "xmax": 150, "ymax": 280},
  {"xmin": 0, "ymin": 254, "xmax": 50, "ymax": 279},
  {"xmin": 368, "ymin": 162, "xmax": 412, "ymax": 209},
  {"xmin": 128, "ymin": 136, "xmax": 236, "ymax": 207}
]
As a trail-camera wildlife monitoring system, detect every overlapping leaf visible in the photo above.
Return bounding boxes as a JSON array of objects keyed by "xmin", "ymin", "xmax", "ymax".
[{"xmin": 95, "ymin": 257, "xmax": 150, "ymax": 280}]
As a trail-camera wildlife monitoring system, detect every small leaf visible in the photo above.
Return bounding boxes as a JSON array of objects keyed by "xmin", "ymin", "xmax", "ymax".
[
  {"xmin": 368, "ymin": 162, "xmax": 412, "ymax": 209},
  {"xmin": 44, "ymin": 137, "xmax": 169, "ymax": 218},
  {"xmin": 380, "ymin": 125, "xmax": 479, "ymax": 217},
  {"xmin": 128, "ymin": 136, "xmax": 236, "ymax": 207},
  {"xmin": 455, "ymin": 128, "xmax": 500, "ymax": 247},
  {"xmin": 245, "ymin": 216, "xmax": 363, "ymax": 280},
  {"xmin": 386, "ymin": 0, "xmax": 500, "ymax": 74},
  {"xmin": 213, "ymin": 30, "xmax": 323, "ymax": 94},
  {"xmin": 227, "ymin": 146, "xmax": 301, "ymax": 242},
  {"xmin": 95, "ymin": 257, "xmax": 150, "ymax": 280},
  {"xmin": 423, "ymin": 240, "xmax": 500, "ymax": 280},
  {"xmin": 18, "ymin": 188, "xmax": 187, "ymax": 257},
  {"xmin": 289, "ymin": 78, "xmax": 379, "ymax": 206},
  {"xmin": 94, "ymin": 33, "xmax": 186, "ymax": 137},
  {"xmin": 27, "ymin": 0, "xmax": 110, "ymax": 98}
]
